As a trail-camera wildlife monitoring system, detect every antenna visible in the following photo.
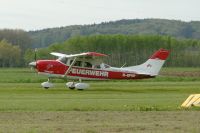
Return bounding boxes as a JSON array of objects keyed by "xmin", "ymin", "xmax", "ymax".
[{"xmin": 121, "ymin": 62, "xmax": 126, "ymax": 68}]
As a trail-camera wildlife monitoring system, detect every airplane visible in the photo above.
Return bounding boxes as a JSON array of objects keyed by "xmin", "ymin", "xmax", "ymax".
[{"xmin": 29, "ymin": 48, "xmax": 170, "ymax": 90}]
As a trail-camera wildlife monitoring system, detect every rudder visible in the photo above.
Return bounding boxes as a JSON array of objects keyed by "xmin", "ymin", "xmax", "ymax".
[{"xmin": 124, "ymin": 49, "xmax": 170, "ymax": 76}]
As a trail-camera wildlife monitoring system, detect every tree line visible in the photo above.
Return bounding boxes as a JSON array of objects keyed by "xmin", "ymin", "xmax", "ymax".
[
  {"xmin": 1, "ymin": 28, "xmax": 200, "ymax": 67},
  {"xmin": 29, "ymin": 19, "xmax": 200, "ymax": 48},
  {"xmin": 0, "ymin": 29, "xmax": 32, "ymax": 67},
  {"xmin": 24, "ymin": 35, "xmax": 200, "ymax": 67}
]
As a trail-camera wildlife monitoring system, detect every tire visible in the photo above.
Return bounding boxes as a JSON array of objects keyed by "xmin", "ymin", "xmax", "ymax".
[
  {"xmin": 69, "ymin": 87, "xmax": 75, "ymax": 90},
  {"xmin": 77, "ymin": 89, "xmax": 84, "ymax": 91}
]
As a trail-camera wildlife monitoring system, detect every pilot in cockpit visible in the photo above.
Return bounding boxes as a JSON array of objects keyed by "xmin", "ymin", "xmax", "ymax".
[{"xmin": 94, "ymin": 63, "xmax": 110, "ymax": 69}]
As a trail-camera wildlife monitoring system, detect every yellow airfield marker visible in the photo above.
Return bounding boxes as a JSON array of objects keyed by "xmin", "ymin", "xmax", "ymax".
[
  {"xmin": 181, "ymin": 94, "xmax": 200, "ymax": 108},
  {"xmin": 192, "ymin": 98, "xmax": 200, "ymax": 107},
  {"xmin": 181, "ymin": 94, "xmax": 195, "ymax": 107}
]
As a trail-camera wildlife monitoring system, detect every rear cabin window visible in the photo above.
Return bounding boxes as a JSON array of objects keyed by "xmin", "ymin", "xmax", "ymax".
[
  {"xmin": 83, "ymin": 62, "xmax": 92, "ymax": 68},
  {"xmin": 94, "ymin": 63, "xmax": 110, "ymax": 69},
  {"xmin": 94, "ymin": 65, "xmax": 101, "ymax": 69},
  {"xmin": 104, "ymin": 64, "xmax": 110, "ymax": 68}
]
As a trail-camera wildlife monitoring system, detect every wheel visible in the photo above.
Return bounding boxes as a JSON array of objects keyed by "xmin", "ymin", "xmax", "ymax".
[
  {"xmin": 75, "ymin": 83, "xmax": 89, "ymax": 90},
  {"xmin": 77, "ymin": 89, "xmax": 84, "ymax": 91},
  {"xmin": 66, "ymin": 82, "xmax": 75, "ymax": 89},
  {"xmin": 41, "ymin": 81, "xmax": 53, "ymax": 89},
  {"xmin": 69, "ymin": 87, "xmax": 75, "ymax": 90}
]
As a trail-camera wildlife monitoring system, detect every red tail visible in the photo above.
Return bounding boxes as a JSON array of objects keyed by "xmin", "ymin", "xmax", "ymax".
[{"xmin": 150, "ymin": 48, "xmax": 170, "ymax": 60}]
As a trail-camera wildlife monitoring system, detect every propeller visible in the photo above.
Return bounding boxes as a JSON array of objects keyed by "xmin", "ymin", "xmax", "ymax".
[
  {"xmin": 34, "ymin": 48, "xmax": 37, "ymax": 61},
  {"xmin": 29, "ymin": 48, "xmax": 37, "ymax": 68}
]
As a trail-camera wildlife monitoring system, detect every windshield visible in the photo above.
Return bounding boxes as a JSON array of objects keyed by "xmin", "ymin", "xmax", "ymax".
[{"xmin": 58, "ymin": 57, "xmax": 68, "ymax": 64}]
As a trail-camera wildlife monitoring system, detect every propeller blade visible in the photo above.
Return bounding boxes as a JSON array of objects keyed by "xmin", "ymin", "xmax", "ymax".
[{"xmin": 34, "ymin": 48, "xmax": 37, "ymax": 61}]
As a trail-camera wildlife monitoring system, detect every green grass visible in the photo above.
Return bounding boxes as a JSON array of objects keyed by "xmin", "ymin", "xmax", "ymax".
[
  {"xmin": 0, "ymin": 68, "xmax": 199, "ymax": 111},
  {"xmin": 1, "ymin": 67, "xmax": 200, "ymax": 83},
  {"xmin": 1, "ymin": 68, "xmax": 200, "ymax": 132},
  {"xmin": 0, "ymin": 68, "xmax": 46, "ymax": 83},
  {"xmin": 0, "ymin": 82, "xmax": 199, "ymax": 111}
]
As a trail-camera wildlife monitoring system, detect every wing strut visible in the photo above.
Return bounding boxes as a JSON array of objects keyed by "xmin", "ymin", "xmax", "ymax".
[{"xmin": 64, "ymin": 57, "xmax": 77, "ymax": 77}]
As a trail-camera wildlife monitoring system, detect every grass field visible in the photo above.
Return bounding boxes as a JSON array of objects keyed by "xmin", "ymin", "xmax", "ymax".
[{"xmin": 0, "ymin": 68, "xmax": 200, "ymax": 132}]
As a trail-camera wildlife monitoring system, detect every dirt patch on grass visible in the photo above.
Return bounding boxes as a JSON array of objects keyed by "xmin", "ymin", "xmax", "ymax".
[
  {"xmin": 0, "ymin": 111, "xmax": 199, "ymax": 133},
  {"xmin": 161, "ymin": 71, "xmax": 200, "ymax": 77}
]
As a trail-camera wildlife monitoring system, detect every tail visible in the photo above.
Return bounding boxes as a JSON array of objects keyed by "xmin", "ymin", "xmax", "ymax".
[{"xmin": 124, "ymin": 49, "xmax": 170, "ymax": 76}]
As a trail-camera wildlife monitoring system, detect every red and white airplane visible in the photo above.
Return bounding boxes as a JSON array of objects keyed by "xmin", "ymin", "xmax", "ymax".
[{"xmin": 29, "ymin": 49, "xmax": 170, "ymax": 90}]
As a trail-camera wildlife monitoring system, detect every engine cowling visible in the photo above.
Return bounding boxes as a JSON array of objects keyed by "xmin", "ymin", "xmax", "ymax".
[{"xmin": 41, "ymin": 82, "xmax": 54, "ymax": 89}]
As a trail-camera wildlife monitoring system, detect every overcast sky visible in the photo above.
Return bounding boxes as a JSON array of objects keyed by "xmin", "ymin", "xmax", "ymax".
[{"xmin": 0, "ymin": 0, "xmax": 199, "ymax": 31}]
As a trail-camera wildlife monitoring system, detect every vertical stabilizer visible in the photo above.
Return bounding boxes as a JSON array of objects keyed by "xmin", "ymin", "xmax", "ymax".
[{"xmin": 124, "ymin": 49, "xmax": 170, "ymax": 76}]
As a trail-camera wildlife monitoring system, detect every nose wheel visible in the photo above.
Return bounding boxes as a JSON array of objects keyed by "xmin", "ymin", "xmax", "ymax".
[{"xmin": 41, "ymin": 78, "xmax": 54, "ymax": 89}]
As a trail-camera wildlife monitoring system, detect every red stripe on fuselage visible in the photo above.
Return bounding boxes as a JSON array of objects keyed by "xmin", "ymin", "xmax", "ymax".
[{"xmin": 36, "ymin": 60, "xmax": 154, "ymax": 80}]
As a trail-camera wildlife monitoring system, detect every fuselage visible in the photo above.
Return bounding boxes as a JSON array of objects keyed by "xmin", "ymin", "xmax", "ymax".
[{"xmin": 36, "ymin": 60, "xmax": 154, "ymax": 80}]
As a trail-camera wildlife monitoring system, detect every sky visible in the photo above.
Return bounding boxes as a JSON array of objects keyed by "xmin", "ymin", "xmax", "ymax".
[{"xmin": 0, "ymin": 0, "xmax": 199, "ymax": 31}]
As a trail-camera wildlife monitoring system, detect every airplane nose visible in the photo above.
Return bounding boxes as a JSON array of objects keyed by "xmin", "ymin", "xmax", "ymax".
[{"xmin": 29, "ymin": 61, "xmax": 36, "ymax": 67}]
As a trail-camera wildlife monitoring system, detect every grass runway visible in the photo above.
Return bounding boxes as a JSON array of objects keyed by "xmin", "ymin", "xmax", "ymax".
[{"xmin": 0, "ymin": 68, "xmax": 200, "ymax": 132}]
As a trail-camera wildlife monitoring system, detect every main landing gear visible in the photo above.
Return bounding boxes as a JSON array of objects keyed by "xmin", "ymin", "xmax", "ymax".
[
  {"xmin": 66, "ymin": 82, "xmax": 89, "ymax": 90},
  {"xmin": 41, "ymin": 78, "xmax": 89, "ymax": 90},
  {"xmin": 66, "ymin": 79, "xmax": 89, "ymax": 90},
  {"xmin": 66, "ymin": 82, "xmax": 75, "ymax": 90}
]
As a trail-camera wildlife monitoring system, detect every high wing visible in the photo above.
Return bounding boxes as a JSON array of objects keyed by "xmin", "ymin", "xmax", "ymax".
[
  {"xmin": 51, "ymin": 52, "xmax": 107, "ymax": 58},
  {"xmin": 50, "ymin": 52, "xmax": 67, "ymax": 57}
]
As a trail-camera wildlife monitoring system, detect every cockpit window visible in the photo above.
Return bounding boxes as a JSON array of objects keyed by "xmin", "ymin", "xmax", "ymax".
[
  {"xmin": 73, "ymin": 61, "xmax": 82, "ymax": 67},
  {"xmin": 83, "ymin": 62, "xmax": 92, "ymax": 68}
]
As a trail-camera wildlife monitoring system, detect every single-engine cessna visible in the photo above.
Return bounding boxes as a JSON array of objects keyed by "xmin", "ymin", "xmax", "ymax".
[{"xmin": 29, "ymin": 49, "xmax": 170, "ymax": 90}]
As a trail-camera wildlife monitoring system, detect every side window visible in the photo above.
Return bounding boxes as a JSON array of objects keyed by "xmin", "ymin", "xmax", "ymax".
[
  {"xmin": 83, "ymin": 62, "xmax": 92, "ymax": 68},
  {"xmin": 74, "ymin": 61, "xmax": 82, "ymax": 67},
  {"xmin": 94, "ymin": 65, "xmax": 101, "ymax": 69},
  {"xmin": 70, "ymin": 60, "xmax": 73, "ymax": 65},
  {"xmin": 104, "ymin": 64, "xmax": 110, "ymax": 68}
]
